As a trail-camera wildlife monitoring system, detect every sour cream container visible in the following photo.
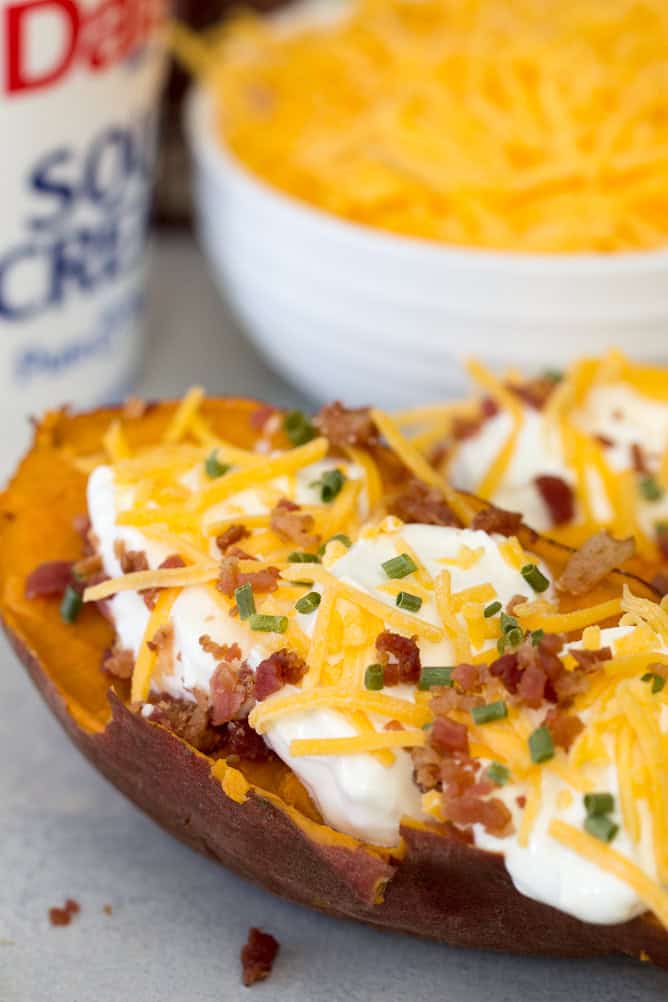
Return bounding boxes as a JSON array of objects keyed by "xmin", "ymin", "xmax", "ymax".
[{"xmin": 0, "ymin": 0, "xmax": 168, "ymax": 481}]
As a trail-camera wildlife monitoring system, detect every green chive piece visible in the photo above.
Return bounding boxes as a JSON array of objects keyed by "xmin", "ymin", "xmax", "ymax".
[
  {"xmin": 283, "ymin": 410, "xmax": 315, "ymax": 446},
  {"xmin": 248, "ymin": 613, "xmax": 288, "ymax": 633},
  {"xmin": 584, "ymin": 814, "xmax": 619, "ymax": 843},
  {"xmin": 471, "ymin": 700, "xmax": 508, "ymax": 725},
  {"xmin": 60, "ymin": 585, "xmax": 82, "ymax": 624},
  {"xmin": 318, "ymin": 533, "xmax": 352, "ymax": 556},
  {"xmin": 364, "ymin": 663, "xmax": 385, "ymax": 691},
  {"xmin": 543, "ymin": 368, "xmax": 563, "ymax": 384},
  {"xmin": 529, "ymin": 725, "xmax": 555, "ymax": 764},
  {"xmin": 418, "ymin": 667, "xmax": 454, "ymax": 690},
  {"xmin": 485, "ymin": 762, "xmax": 511, "ymax": 786},
  {"xmin": 583, "ymin": 792, "xmax": 615, "ymax": 817},
  {"xmin": 396, "ymin": 591, "xmax": 423, "ymax": 613},
  {"xmin": 287, "ymin": 551, "xmax": 320, "ymax": 563},
  {"xmin": 205, "ymin": 450, "xmax": 230, "ymax": 479},
  {"xmin": 483, "ymin": 600, "xmax": 502, "ymax": 618},
  {"xmin": 500, "ymin": 612, "xmax": 519, "ymax": 634},
  {"xmin": 639, "ymin": 475, "xmax": 663, "ymax": 502},
  {"xmin": 295, "ymin": 591, "xmax": 321, "ymax": 615},
  {"xmin": 311, "ymin": 468, "xmax": 345, "ymax": 503},
  {"xmin": 521, "ymin": 563, "xmax": 550, "ymax": 593},
  {"xmin": 497, "ymin": 626, "xmax": 523, "ymax": 654},
  {"xmin": 642, "ymin": 671, "xmax": 666, "ymax": 694},
  {"xmin": 382, "ymin": 553, "xmax": 418, "ymax": 579},
  {"xmin": 234, "ymin": 582, "xmax": 256, "ymax": 620},
  {"xmin": 531, "ymin": 628, "xmax": 545, "ymax": 647}
]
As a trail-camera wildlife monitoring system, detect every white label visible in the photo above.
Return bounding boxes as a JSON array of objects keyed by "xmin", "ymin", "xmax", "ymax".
[{"xmin": 0, "ymin": 0, "xmax": 167, "ymax": 479}]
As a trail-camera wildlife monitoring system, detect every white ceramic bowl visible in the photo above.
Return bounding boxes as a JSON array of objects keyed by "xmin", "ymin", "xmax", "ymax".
[{"xmin": 185, "ymin": 85, "xmax": 668, "ymax": 409}]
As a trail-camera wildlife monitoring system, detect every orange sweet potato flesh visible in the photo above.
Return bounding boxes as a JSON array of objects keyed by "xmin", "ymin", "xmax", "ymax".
[{"xmin": 1, "ymin": 400, "xmax": 667, "ymax": 966}]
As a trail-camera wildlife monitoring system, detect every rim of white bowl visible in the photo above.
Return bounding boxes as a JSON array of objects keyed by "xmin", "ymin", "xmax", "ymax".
[{"xmin": 185, "ymin": 84, "xmax": 668, "ymax": 277}]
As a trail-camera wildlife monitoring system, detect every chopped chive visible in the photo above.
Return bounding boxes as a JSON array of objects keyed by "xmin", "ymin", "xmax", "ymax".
[
  {"xmin": 60, "ymin": 585, "xmax": 82, "ymax": 624},
  {"xmin": 471, "ymin": 700, "xmax": 508, "ymax": 725},
  {"xmin": 318, "ymin": 533, "xmax": 352, "ymax": 556},
  {"xmin": 483, "ymin": 600, "xmax": 502, "ymax": 618},
  {"xmin": 234, "ymin": 582, "xmax": 256, "ymax": 620},
  {"xmin": 497, "ymin": 627, "xmax": 523, "ymax": 654},
  {"xmin": 639, "ymin": 475, "xmax": 663, "ymax": 502},
  {"xmin": 584, "ymin": 814, "xmax": 619, "ymax": 843},
  {"xmin": 382, "ymin": 553, "xmax": 418, "ymax": 579},
  {"xmin": 396, "ymin": 591, "xmax": 422, "ymax": 613},
  {"xmin": 287, "ymin": 551, "xmax": 320, "ymax": 563},
  {"xmin": 530, "ymin": 628, "xmax": 545, "ymax": 647},
  {"xmin": 521, "ymin": 563, "xmax": 550, "ymax": 593},
  {"xmin": 529, "ymin": 725, "xmax": 554, "ymax": 764},
  {"xmin": 583, "ymin": 792, "xmax": 615, "ymax": 817},
  {"xmin": 364, "ymin": 663, "xmax": 385, "ymax": 690},
  {"xmin": 311, "ymin": 468, "xmax": 345, "ymax": 503},
  {"xmin": 283, "ymin": 410, "xmax": 315, "ymax": 446},
  {"xmin": 205, "ymin": 450, "xmax": 230, "ymax": 479},
  {"xmin": 500, "ymin": 612, "xmax": 519, "ymax": 634},
  {"xmin": 543, "ymin": 368, "xmax": 563, "ymax": 384},
  {"xmin": 642, "ymin": 671, "xmax": 666, "ymax": 694},
  {"xmin": 418, "ymin": 666, "xmax": 454, "ymax": 690},
  {"xmin": 248, "ymin": 613, "xmax": 288, "ymax": 633},
  {"xmin": 485, "ymin": 762, "xmax": 511, "ymax": 786},
  {"xmin": 295, "ymin": 591, "xmax": 321, "ymax": 615}
]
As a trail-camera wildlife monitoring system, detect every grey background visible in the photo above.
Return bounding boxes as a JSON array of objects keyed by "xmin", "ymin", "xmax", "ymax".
[{"xmin": 2, "ymin": 235, "xmax": 667, "ymax": 1001}]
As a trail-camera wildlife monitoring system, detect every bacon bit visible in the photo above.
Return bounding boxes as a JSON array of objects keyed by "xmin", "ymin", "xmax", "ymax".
[
  {"xmin": 241, "ymin": 927, "xmax": 280, "ymax": 987},
  {"xmin": 123, "ymin": 396, "xmax": 147, "ymax": 420},
  {"xmin": 507, "ymin": 377, "xmax": 557, "ymax": 411},
  {"xmin": 516, "ymin": 795, "xmax": 527, "ymax": 809},
  {"xmin": 489, "ymin": 652, "xmax": 522, "ymax": 694},
  {"xmin": 102, "ymin": 904, "xmax": 113, "ymax": 916},
  {"xmin": 141, "ymin": 554, "xmax": 186, "ymax": 610},
  {"xmin": 102, "ymin": 647, "xmax": 134, "ymax": 680},
  {"xmin": 217, "ymin": 555, "xmax": 280, "ymax": 598},
  {"xmin": 224, "ymin": 720, "xmax": 271, "ymax": 761},
  {"xmin": 480, "ymin": 396, "xmax": 500, "ymax": 419},
  {"xmin": 570, "ymin": 646, "xmax": 612, "ymax": 671},
  {"xmin": 375, "ymin": 631, "xmax": 421, "ymax": 685},
  {"xmin": 316, "ymin": 401, "xmax": 378, "ymax": 448},
  {"xmin": 557, "ymin": 531, "xmax": 635, "ymax": 596},
  {"xmin": 446, "ymin": 790, "xmax": 514, "ymax": 837},
  {"xmin": 431, "ymin": 715, "xmax": 469, "ymax": 755},
  {"xmin": 596, "ymin": 433, "xmax": 614, "ymax": 448},
  {"xmin": 630, "ymin": 442, "xmax": 649, "ymax": 474},
  {"xmin": 411, "ymin": 745, "xmax": 442, "ymax": 791},
  {"xmin": 25, "ymin": 560, "xmax": 73, "ymax": 599},
  {"xmin": 384, "ymin": 719, "xmax": 404, "ymax": 731},
  {"xmin": 471, "ymin": 505, "xmax": 522, "ymax": 537},
  {"xmin": 216, "ymin": 524, "xmax": 250, "ymax": 555},
  {"xmin": 250, "ymin": 403, "xmax": 277, "ymax": 432},
  {"xmin": 534, "ymin": 475, "xmax": 575, "ymax": 527},
  {"xmin": 427, "ymin": 439, "xmax": 450, "ymax": 470},
  {"xmin": 199, "ymin": 635, "xmax": 241, "ymax": 660},
  {"xmin": 270, "ymin": 498, "xmax": 320, "ymax": 549},
  {"xmin": 655, "ymin": 526, "xmax": 668, "ymax": 563},
  {"xmin": 651, "ymin": 570, "xmax": 668, "ymax": 597},
  {"xmin": 149, "ymin": 691, "xmax": 223, "ymax": 754},
  {"xmin": 491, "ymin": 633, "xmax": 577, "ymax": 709},
  {"xmin": 255, "ymin": 649, "xmax": 308, "ymax": 701},
  {"xmin": 147, "ymin": 623, "xmax": 175, "ymax": 682},
  {"xmin": 544, "ymin": 708, "xmax": 585, "ymax": 751},
  {"xmin": 49, "ymin": 899, "xmax": 80, "ymax": 927},
  {"xmin": 72, "ymin": 553, "xmax": 102, "ymax": 582},
  {"xmin": 389, "ymin": 479, "xmax": 459, "ymax": 527},
  {"xmin": 114, "ymin": 540, "xmax": 149, "ymax": 575},
  {"xmin": 452, "ymin": 415, "xmax": 484, "ymax": 441},
  {"xmin": 451, "ymin": 663, "xmax": 482, "ymax": 692},
  {"xmin": 211, "ymin": 659, "xmax": 255, "ymax": 725}
]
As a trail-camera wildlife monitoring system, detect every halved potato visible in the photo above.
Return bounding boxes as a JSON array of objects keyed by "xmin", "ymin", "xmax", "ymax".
[{"xmin": 1, "ymin": 400, "xmax": 666, "ymax": 966}]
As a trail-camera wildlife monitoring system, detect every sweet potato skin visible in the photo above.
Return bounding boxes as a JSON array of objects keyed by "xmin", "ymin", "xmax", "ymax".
[{"xmin": 2, "ymin": 401, "xmax": 667, "ymax": 967}]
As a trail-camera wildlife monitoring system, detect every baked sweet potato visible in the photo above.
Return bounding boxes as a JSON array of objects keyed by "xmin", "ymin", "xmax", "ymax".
[{"xmin": 2, "ymin": 399, "xmax": 667, "ymax": 967}]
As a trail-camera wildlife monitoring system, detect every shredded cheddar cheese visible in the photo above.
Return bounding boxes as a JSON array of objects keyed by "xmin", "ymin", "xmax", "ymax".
[{"xmin": 184, "ymin": 0, "xmax": 668, "ymax": 253}]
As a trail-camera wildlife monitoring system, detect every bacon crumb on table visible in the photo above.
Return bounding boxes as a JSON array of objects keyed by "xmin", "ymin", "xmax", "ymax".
[
  {"xmin": 241, "ymin": 927, "xmax": 280, "ymax": 987},
  {"xmin": 48, "ymin": 899, "xmax": 80, "ymax": 927}
]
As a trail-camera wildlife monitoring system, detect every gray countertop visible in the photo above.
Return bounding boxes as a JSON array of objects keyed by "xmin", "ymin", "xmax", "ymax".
[{"xmin": 2, "ymin": 235, "xmax": 667, "ymax": 1002}]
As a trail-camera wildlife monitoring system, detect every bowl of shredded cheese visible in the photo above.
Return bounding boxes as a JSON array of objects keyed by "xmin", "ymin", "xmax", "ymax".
[{"xmin": 183, "ymin": 0, "xmax": 668, "ymax": 407}]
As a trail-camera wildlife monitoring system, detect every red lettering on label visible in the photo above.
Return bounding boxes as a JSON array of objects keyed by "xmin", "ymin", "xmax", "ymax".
[
  {"xmin": 3, "ymin": 0, "xmax": 165, "ymax": 95},
  {"xmin": 5, "ymin": 0, "xmax": 79, "ymax": 94}
]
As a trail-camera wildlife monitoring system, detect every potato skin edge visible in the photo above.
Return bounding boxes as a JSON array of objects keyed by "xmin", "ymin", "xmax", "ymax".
[{"xmin": 2, "ymin": 402, "xmax": 668, "ymax": 967}]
